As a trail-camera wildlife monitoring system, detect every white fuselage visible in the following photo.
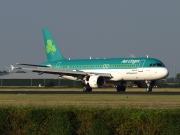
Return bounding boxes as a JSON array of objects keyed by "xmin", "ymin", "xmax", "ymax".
[{"xmin": 62, "ymin": 67, "xmax": 169, "ymax": 81}]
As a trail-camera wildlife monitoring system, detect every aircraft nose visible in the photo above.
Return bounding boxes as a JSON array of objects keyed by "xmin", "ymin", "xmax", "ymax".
[{"xmin": 161, "ymin": 68, "xmax": 169, "ymax": 78}]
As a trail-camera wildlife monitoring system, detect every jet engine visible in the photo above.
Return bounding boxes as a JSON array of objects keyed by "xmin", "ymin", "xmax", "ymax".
[{"xmin": 86, "ymin": 75, "xmax": 105, "ymax": 88}]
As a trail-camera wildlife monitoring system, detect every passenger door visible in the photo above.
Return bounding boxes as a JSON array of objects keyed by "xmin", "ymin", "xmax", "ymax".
[{"xmin": 138, "ymin": 59, "xmax": 146, "ymax": 72}]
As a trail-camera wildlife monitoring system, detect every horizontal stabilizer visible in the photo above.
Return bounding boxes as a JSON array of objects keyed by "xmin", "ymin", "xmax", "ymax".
[{"xmin": 10, "ymin": 65, "xmax": 22, "ymax": 71}]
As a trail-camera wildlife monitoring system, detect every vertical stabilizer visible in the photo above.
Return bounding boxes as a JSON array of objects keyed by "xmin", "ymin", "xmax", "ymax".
[{"xmin": 43, "ymin": 28, "xmax": 66, "ymax": 61}]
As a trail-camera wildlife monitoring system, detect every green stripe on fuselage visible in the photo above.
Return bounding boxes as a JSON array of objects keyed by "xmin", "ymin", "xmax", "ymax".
[{"xmin": 41, "ymin": 58, "xmax": 165, "ymax": 70}]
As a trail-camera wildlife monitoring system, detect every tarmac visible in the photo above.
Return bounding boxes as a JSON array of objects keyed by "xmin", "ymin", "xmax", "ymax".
[{"xmin": 0, "ymin": 90, "xmax": 179, "ymax": 95}]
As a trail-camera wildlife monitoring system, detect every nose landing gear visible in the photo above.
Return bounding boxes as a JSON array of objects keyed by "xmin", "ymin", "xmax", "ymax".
[{"xmin": 145, "ymin": 80, "xmax": 156, "ymax": 92}]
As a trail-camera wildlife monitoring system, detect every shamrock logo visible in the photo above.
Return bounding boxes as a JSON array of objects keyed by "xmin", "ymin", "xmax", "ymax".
[{"xmin": 46, "ymin": 40, "xmax": 56, "ymax": 55}]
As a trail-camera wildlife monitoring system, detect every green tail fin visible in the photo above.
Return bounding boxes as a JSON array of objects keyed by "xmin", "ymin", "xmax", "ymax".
[{"xmin": 43, "ymin": 28, "xmax": 66, "ymax": 62}]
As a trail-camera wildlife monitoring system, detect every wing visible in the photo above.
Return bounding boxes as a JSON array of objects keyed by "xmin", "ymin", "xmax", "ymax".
[
  {"xmin": 12, "ymin": 64, "xmax": 112, "ymax": 79},
  {"xmin": 16, "ymin": 63, "xmax": 49, "ymax": 67}
]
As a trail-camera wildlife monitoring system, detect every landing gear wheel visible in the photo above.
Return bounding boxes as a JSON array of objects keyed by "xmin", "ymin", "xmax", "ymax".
[
  {"xmin": 122, "ymin": 86, "xmax": 126, "ymax": 91},
  {"xmin": 145, "ymin": 80, "xmax": 155, "ymax": 92},
  {"xmin": 116, "ymin": 86, "xmax": 121, "ymax": 92},
  {"xmin": 116, "ymin": 85, "xmax": 126, "ymax": 92},
  {"xmin": 83, "ymin": 87, "xmax": 87, "ymax": 92},
  {"xmin": 87, "ymin": 87, "xmax": 92, "ymax": 92},
  {"xmin": 146, "ymin": 86, "xmax": 152, "ymax": 92},
  {"xmin": 83, "ymin": 87, "xmax": 92, "ymax": 92}
]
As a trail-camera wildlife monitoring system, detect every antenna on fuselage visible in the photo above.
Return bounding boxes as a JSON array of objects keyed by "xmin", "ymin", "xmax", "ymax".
[
  {"xmin": 69, "ymin": 58, "xmax": 70, "ymax": 60},
  {"xmin": 130, "ymin": 54, "xmax": 136, "ymax": 58},
  {"xmin": 90, "ymin": 56, "xmax": 91, "ymax": 59},
  {"xmin": 146, "ymin": 55, "xmax": 149, "ymax": 58}
]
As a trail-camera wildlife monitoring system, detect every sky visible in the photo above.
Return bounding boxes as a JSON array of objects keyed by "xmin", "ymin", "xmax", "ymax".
[{"xmin": 0, "ymin": 1, "xmax": 180, "ymax": 77}]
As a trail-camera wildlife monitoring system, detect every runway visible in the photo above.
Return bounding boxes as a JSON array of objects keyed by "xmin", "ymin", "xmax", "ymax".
[{"xmin": 0, "ymin": 90, "xmax": 179, "ymax": 95}]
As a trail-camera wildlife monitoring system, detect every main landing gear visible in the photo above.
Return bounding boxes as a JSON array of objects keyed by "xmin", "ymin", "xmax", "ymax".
[
  {"xmin": 82, "ymin": 77, "xmax": 92, "ymax": 92},
  {"xmin": 82, "ymin": 81, "xmax": 127, "ymax": 92},
  {"xmin": 116, "ymin": 85, "xmax": 126, "ymax": 92},
  {"xmin": 116, "ymin": 82, "xmax": 126, "ymax": 92}
]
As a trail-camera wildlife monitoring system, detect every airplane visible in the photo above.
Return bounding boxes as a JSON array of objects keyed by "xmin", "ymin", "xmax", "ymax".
[{"xmin": 11, "ymin": 28, "xmax": 169, "ymax": 92}]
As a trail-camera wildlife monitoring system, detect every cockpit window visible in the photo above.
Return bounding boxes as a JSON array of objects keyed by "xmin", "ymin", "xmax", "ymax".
[
  {"xmin": 157, "ymin": 63, "xmax": 163, "ymax": 66},
  {"xmin": 149, "ymin": 63, "xmax": 163, "ymax": 67}
]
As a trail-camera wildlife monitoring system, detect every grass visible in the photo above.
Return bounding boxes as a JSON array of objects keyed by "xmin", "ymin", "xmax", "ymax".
[
  {"xmin": 0, "ymin": 106, "xmax": 179, "ymax": 135},
  {"xmin": 0, "ymin": 88, "xmax": 179, "ymax": 108}
]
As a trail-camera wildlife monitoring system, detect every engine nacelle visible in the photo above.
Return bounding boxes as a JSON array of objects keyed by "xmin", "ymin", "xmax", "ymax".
[{"xmin": 86, "ymin": 75, "xmax": 105, "ymax": 88}]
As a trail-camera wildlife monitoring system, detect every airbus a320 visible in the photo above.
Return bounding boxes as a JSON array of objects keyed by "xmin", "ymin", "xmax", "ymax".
[{"xmin": 11, "ymin": 28, "xmax": 169, "ymax": 92}]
